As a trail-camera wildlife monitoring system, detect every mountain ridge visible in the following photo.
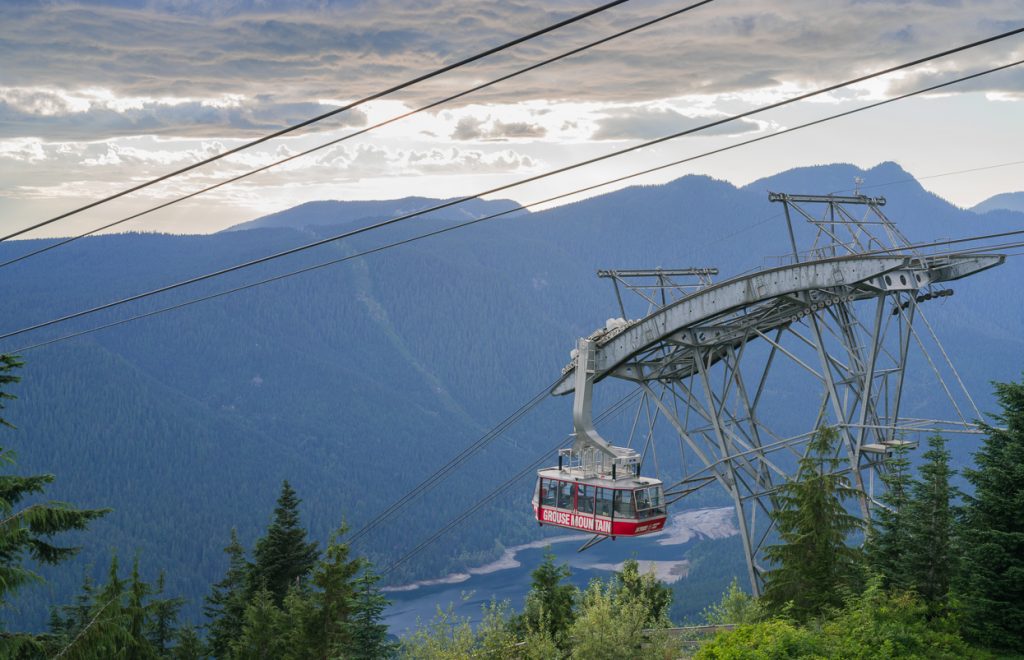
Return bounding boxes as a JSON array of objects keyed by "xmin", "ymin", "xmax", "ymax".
[
  {"xmin": 1, "ymin": 161, "xmax": 1021, "ymax": 630},
  {"xmin": 973, "ymin": 190, "xmax": 1024, "ymax": 214},
  {"xmin": 224, "ymin": 196, "xmax": 525, "ymax": 233}
]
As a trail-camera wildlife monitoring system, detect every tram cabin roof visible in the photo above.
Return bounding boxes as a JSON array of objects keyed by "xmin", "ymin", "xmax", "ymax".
[{"xmin": 536, "ymin": 466, "xmax": 662, "ymax": 489}]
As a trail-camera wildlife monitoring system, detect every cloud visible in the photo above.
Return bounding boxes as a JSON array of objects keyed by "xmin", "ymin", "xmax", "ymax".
[
  {"xmin": 0, "ymin": 133, "xmax": 541, "ymax": 205},
  {"xmin": 0, "ymin": 88, "xmax": 368, "ymax": 139},
  {"xmin": 882, "ymin": 62, "xmax": 1024, "ymax": 101},
  {"xmin": 1, "ymin": 0, "xmax": 1021, "ymax": 144},
  {"xmin": 450, "ymin": 116, "xmax": 547, "ymax": 141},
  {"xmin": 2, "ymin": 0, "xmax": 1022, "ymax": 230},
  {"xmin": 491, "ymin": 120, "xmax": 547, "ymax": 139},
  {"xmin": 407, "ymin": 147, "xmax": 538, "ymax": 174},
  {"xmin": 312, "ymin": 143, "xmax": 539, "ymax": 177},
  {"xmin": 592, "ymin": 106, "xmax": 761, "ymax": 141},
  {"xmin": 0, "ymin": 138, "xmax": 48, "ymax": 163},
  {"xmin": 452, "ymin": 116, "xmax": 485, "ymax": 140}
]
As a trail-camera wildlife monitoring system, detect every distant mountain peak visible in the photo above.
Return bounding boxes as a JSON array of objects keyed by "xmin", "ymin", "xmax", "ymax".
[
  {"xmin": 972, "ymin": 191, "xmax": 1024, "ymax": 215},
  {"xmin": 743, "ymin": 161, "xmax": 916, "ymax": 197}
]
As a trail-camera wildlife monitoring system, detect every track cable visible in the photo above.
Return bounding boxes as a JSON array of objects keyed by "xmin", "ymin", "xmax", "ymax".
[
  {"xmin": 346, "ymin": 378, "xmax": 559, "ymax": 546},
  {"xmin": 381, "ymin": 388, "xmax": 643, "ymax": 574}
]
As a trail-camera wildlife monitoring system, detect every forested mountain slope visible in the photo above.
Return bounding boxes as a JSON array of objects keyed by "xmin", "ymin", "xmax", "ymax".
[{"xmin": 0, "ymin": 161, "xmax": 1020, "ymax": 629}]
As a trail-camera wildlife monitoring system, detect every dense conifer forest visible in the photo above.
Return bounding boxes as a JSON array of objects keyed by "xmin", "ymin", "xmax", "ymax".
[
  {"xmin": 1, "ymin": 164, "xmax": 1022, "ymax": 632},
  {"xmin": 3, "ymin": 350, "xmax": 1023, "ymax": 657}
]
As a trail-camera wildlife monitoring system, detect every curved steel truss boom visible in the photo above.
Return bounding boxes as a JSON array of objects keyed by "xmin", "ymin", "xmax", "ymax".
[{"xmin": 551, "ymin": 192, "xmax": 1004, "ymax": 594}]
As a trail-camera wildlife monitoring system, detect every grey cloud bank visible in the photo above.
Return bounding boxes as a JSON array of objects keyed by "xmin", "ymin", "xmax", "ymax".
[
  {"xmin": 0, "ymin": 93, "xmax": 369, "ymax": 140},
  {"xmin": 2, "ymin": 0, "xmax": 1023, "ymax": 141},
  {"xmin": 2, "ymin": 0, "xmax": 1024, "ymax": 234},
  {"xmin": 592, "ymin": 106, "xmax": 761, "ymax": 140}
]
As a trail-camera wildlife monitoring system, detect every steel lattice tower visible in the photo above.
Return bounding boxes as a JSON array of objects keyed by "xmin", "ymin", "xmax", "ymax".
[{"xmin": 552, "ymin": 192, "xmax": 1004, "ymax": 594}]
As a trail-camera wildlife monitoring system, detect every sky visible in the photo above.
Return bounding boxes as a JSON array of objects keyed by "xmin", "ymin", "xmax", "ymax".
[{"xmin": 1, "ymin": 0, "xmax": 1023, "ymax": 238}]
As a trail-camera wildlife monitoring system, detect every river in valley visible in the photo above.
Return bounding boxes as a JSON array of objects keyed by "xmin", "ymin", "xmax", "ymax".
[{"xmin": 383, "ymin": 506, "xmax": 737, "ymax": 636}]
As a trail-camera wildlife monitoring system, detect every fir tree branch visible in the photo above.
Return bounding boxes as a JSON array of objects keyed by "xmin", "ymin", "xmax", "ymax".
[{"xmin": 52, "ymin": 594, "xmax": 117, "ymax": 659}]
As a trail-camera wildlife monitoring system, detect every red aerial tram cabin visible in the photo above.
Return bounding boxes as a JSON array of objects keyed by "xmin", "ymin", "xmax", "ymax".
[
  {"xmin": 532, "ymin": 467, "xmax": 666, "ymax": 538},
  {"xmin": 534, "ymin": 336, "xmax": 669, "ymax": 540}
]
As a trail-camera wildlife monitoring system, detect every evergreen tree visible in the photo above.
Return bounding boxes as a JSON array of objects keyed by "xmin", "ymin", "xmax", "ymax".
[
  {"xmin": 278, "ymin": 586, "xmax": 317, "ymax": 660},
  {"xmin": 762, "ymin": 426, "xmax": 864, "ymax": 621},
  {"xmin": 55, "ymin": 555, "xmax": 136, "ymax": 659},
  {"xmin": 250, "ymin": 481, "xmax": 319, "ymax": 606},
  {"xmin": 204, "ymin": 528, "xmax": 252, "ymax": 658},
  {"xmin": 48, "ymin": 555, "xmax": 186, "ymax": 659},
  {"xmin": 171, "ymin": 624, "xmax": 205, "ymax": 660},
  {"xmin": 515, "ymin": 549, "xmax": 576, "ymax": 645},
  {"xmin": 0, "ymin": 356, "xmax": 112, "ymax": 659},
  {"xmin": 205, "ymin": 518, "xmax": 384, "ymax": 659},
  {"xmin": 613, "ymin": 558, "xmax": 672, "ymax": 625},
  {"xmin": 0, "ymin": 355, "xmax": 110, "ymax": 609},
  {"xmin": 48, "ymin": 607, "xmax": 68, "ymax": 640},
  {"xmin": 866, "ymin": 442, "xmax": 913, "ymax": 591},
  {"xmin": 343, "ymin": 569, "xmax": 396, "ymax": 659},
  {"xmin": 0, "ymin": 354, "xmax": 21, "ymax": 428},
  {"xmin": 125, "ymin": 556, "xmax": 157, "ymax": 659},
  {"xmin": 905, "ymin": 435, "xmax": 956, "ymax": 615},
  {"xmin": 230, "ymin": 587, "xmax": 287, "ymax": 660},
  {"xmin": 147, "ymin": 571, "xmax": 185, "ymax": 656},
  {"xmin": 304, "ymin": 527, "xmax": 361, "ymax": 656},
  {"xmin": 957, "ymin": 378, "xmax": 1024, "ymax": 652},
  {"xmin": 50, "ymin": 570, "xmax": 97, "ymax": 641}
]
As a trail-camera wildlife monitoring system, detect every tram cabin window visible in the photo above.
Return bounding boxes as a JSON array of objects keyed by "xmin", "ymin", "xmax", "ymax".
[
  {"xmin": 541, "ymin": 479, "xmax": 557, "ymax": 507},
  {"xmin": 595, "ymin": 487, "xmax": 613, "ymax": 517},
  {"xmin": 613, "ymin": 490, "xmax": 635, "ymax": 517},
  {"xmin": 649, "ymin": 486, "xmax": 664, "ymax": 509},
  {"xmin": 577, "ymin": 484, "xmax": 595, "ymax": 514},
  {"xmin": 557, "ymin": 481, "xmax": 574, "ymax": 510},
  {"xmin": 634, "ymin": 485, "xmax": 665, "ymax": 519}
]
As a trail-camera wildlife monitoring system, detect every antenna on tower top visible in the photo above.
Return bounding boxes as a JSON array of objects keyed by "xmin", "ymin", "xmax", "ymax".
[{"xmin": 854, "ymin": 176, "xmax": 864, "ymax": 195}]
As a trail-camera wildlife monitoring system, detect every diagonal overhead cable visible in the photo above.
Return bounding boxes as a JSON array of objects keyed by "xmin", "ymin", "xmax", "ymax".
[
  {"xmin": 1, "ymin": 26, "xmax": 1022, "ymax": 345},
  {"xmin": 346, "ymin": 377, "xmax": 559, "ymax": 546},
  {"xmin": 0, "ymin": 0, "xmax": 716, "ymax": 269},
  {"xmin": 348, "ymin": 387, "xmax": 643, "ymax": 549},
  {"xmin": 381, "ymin": 442, "xmax": 557, "ymax": 576},
  {"xmin": 4, "ymin": 54, "xmax": 1024, "ymax": 353},
  {"xmin": 380, "ymin": 389, "xmax": 644, "ymax": 574},
  {"xmin": 381, "ymin": 435, "xmax": 578, "ymax": 575},
  {"xmin": 0, "ymin": 0, "xmax": 636, "ymax": 243}
]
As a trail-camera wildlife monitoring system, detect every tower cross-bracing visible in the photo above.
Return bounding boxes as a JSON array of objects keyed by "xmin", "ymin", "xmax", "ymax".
[{"xmin": 552, "ymin": 192, "xmax": 1004, "ymax": 595}]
